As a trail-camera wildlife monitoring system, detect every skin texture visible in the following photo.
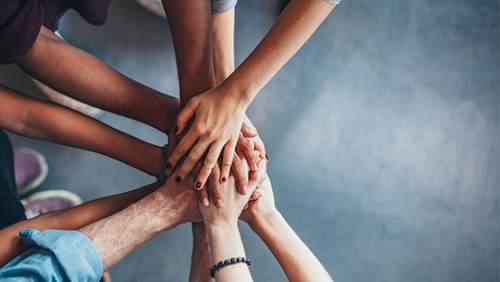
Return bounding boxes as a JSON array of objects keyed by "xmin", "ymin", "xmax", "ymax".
[
  {"xmin": 0, "ymin": 84, "xmax": 167, "ymax": 178},
  {"xmin": 0, "ymin": 182, "xmax": 161, "ymax": 268},
  {"xmin": 166, "ymin": 0, "xmax": 335, "ymax": 189},
  {"xmin": 161, "ymin": 1, "xmax": 264, "ymax": 206},
  {"xmin": 78, "ymin": 160, "xmax": 267, "ymax": 272},
  {"xmin": 198, "ymin": 161, "xmax": 267, "ymax": 282},
  {"xmin": 240, "ymin": 178, "xmax": 334, "ymax": 282},
  {"xmin": 188, "ymin": 222, "xmax": 215, "ymax": 282},
  {"xmin": 17, "ymin": 26, "xmax": 180, "ymax": 135}
]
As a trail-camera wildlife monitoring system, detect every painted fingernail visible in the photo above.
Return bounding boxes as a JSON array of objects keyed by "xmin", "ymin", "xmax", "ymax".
[
  {"xmin": 202, "ymin": 198, "xmax": 209, "ymax": 207},
  {"xmin": 252, "ymin": 164, "xmax": 258, "ymax": 171},
  {"xmin": 195, "ymin": 182, "xmax": 202, "ymax": 189},
  {"xmin": 166, "ymin": 162, "xmax": 172, "ymax": 169},
  {"xmin": 222, "ymin": 177, "xmax": 227, "ymax": 182},
  {"xmin": 216, "ymin": 199, "xmax": 224, "ymax": 208},
  {"xmin": 175, "ymin": 176, "xmax": 182, "ymax": 183},
  {"xmin": 265, "ymin": 153, "xmax": 269, "ymax": 161},
  {"xmin": 241, "ymin": 185, "xmax": 248, "ymax": 195},
  {"xmin": 175, "ymin": 126, "xmax": 179, "ymax": 134}
]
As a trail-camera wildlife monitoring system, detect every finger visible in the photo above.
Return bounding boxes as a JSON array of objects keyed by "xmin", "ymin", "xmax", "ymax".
[
  {"xmin": 240, "ymin": 121, "xmax": 257, "ymax": 138},
  {"xmin": 175, "ymin": 98, "xmax": 199, "ymax": 135},
  {"xmin": 174, "ymin": 139, "xmax": 211, "ymax": 184},
  {"xmin": 196, "ymin": 183, "xmax": 210, "ymax": 207},
  {"xmin": 220, "ymin": 140, "xmax": 236, "ymax": 183},
  {"xmin": 165, "ymin": 130, "xmax": 202, "ymax": 177},
  {"xmin": 208, "ymin": 163, "xmax": 223, "ymax": 208},
  {"xmin": 231, "ymin": 152, "xmax": 248, "ymax": 195},
  {"xmin": 236, "ymin": 135, "xmax": 260, "ymax": 171},
  {"xmin": 250, "ymin": 190, "xmax": 261, "ymax": 202},
  {"xmin": 195, "ymin": 142, "xmax": 224, "ymax": 192},
  {"xmin": 253, "ymin": 135, "xmax": 267, "ymax": 162}
]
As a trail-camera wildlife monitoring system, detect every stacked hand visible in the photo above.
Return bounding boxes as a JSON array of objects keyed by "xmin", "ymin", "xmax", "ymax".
[{"xmin": 164, "ymin": 85, "xmax": 267, "ymax": 207}]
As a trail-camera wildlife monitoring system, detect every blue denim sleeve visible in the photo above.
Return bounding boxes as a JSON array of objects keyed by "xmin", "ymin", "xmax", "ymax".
[{"xmin": 0, "ymin": 229, "xmax": 103, "ymax": 282}]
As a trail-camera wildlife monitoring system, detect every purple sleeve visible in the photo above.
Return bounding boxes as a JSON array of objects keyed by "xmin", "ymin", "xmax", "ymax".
[{"xmin": 0, "ymin": 0, "xmax": 44, "ymax": 65}]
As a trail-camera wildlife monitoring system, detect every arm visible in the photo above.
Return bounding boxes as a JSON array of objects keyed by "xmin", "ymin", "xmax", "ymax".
[
  {"xmin": 78, "ymin": 164, "xmax": 202, "ymax": 271},
  {"xmin": 0, "ymin": 181, "xmax": 161, "ymax": 268},
  {"xmin": 0, "ymin": 84, "xmax": 167, "ymax": 178},
  {"xmin": 240, "ymin": 178, "xmax": 334, "ymax": 282},
  {"xmin": 189, "ymin": 222, "xmax": 214, "ymax": 282},
  {"xmin": 16, "ymin": 25, "xmax": 179, "ymax": 135},
  {"xmin": 198, "ymin": 158, "xmax": 267, "ymax": 282},
  {"xmin": 166, "ymin": 0, "xmax": 335, "ymax": 189}
]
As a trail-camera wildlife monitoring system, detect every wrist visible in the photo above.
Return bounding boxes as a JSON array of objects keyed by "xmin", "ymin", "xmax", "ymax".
[
  {"xmin": 219, "ymin": 75, "xmax": 255, "ymax": 108},
  {"xmin": 248, "ymin": 208, "xmax": 282, "ymax": 234}
]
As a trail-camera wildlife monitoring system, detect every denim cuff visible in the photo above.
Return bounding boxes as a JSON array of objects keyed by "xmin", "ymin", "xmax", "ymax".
[{"xmin": 0, "ymin": 229, "xmax": 103, "ymax": 282}]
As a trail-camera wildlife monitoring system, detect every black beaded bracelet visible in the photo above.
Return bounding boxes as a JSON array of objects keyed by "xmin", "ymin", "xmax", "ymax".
[
  {"xmin": 156, "ymin": 144, "xmax": 169, "ymax": 183},
  {"xmin": 210, "ymin": 257, "xmax": 251, "ymax": 278}
]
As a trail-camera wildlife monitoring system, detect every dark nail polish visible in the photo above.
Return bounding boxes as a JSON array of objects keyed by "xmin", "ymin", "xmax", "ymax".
[
  {"xmin": 175, "ymin": 126, "xmax": 179, "ymax": 134},
  {"xmin": 222, "ymin": 177, "xmax": 226, "ymax": 182},
  {"xmin": 166, "ymin": 162, "xmax": 172, "ymax": 169},
  {"xmin": 175, "ymin": 176, "xmax": 182, "ymax": 183},
  {"xmin": 196, "ymin": 182, "xmax": 202, "ymax": 189},
  {"xmin": 265, "ymin": 153, "xmax": 269, "ymax": 160}
]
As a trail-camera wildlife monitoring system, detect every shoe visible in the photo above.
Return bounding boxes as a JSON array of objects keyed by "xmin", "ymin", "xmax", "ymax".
[
  {"xmin": 134, "ymin": 0, "xmax": 166, "ymax": 18},
  {"xmin": 14, "ymin": 147, "xmax": 49, "ymax": 198},
  {"xmin": 22, "ymin": 190, "xmax": 83, "ymax": 219},
  {"xmin": 31, "ymin": 31, "xmax": 104, "ymax": 119}
]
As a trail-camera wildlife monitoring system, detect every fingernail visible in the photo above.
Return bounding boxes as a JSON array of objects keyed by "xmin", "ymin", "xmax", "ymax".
[
  {"xmin": 166, "ymin": 162, "xmax": 172, "ymax": 169},
  {"xmin": 252, "ymin": 164, "xmax": 258, "ymax": 171},
  {"xmin": 242, "ymin": 185, "xmax": 248, "ymax": 195},
  {"xmin": 216, "ymin": 199, "xmax": 224, "ymax": 208},
  {"xmin": 175, "ymin": 126, "xmax": 179, "ymax": 134},
  {"xmin": 222, "ymin": 177, "xmax": 226, "ymax": 182},
  {"xmin": 175, "ymin": 176, "xmax": 182, "ymax": 183},
  {"xmin": 266, "ymin": 153, "xmax": 269, "ymax": 161},
  {"xmin": 202, "ymin": 198, "xmax": 209, "ymax": 207},
  {"xmin": 195, "ymin": 182, "xmax": 202, "ymax": 189}
]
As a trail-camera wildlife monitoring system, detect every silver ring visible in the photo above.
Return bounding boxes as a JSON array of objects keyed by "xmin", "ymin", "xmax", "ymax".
[
  {"xmin": 221, "ymin": 163, "xmax": 232, "ymax": 167},
  {"xmin": 203, "ymin": 164, "xmax": 214, "ymax": 170}
]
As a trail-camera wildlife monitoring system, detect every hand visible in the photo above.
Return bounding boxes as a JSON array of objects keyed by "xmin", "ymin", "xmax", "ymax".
[
  {"xmin": 240, "ymin": 177, "xmax": 277, "ymax": 229},
  {"xmin": 154, "ymin": 158, "xmax": 202, "ymax": 224},
  {"xmin": 199, "ymin": 159, "xmax": 267, "ymax": 228},
  {"xmin": 165, "ymin": 84, "xmax": 249, "ymax": 190}
]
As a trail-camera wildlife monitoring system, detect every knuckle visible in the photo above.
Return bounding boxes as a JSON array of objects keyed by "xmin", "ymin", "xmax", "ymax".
[
  {"xmin": 188, "ymin": 152, "xmax": 199, "ymax": 163},
  {"xmin": 205, "ymin": 155, "xmax": 218, "ymax": 165}
]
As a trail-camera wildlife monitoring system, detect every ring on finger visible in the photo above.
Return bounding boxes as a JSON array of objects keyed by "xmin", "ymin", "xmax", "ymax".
[
  {"xmin": 221, "ymin": 163, "xmax": 232, "ymax": 167},
  {"xmin": 203, "ymin": 164, "xmax": 214, "ymax": 170}
]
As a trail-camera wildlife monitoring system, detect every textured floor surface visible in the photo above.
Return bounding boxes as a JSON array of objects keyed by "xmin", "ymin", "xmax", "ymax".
[{"xmin": 0, "ymin": 0, "xmax": 498, "ymax": 281}]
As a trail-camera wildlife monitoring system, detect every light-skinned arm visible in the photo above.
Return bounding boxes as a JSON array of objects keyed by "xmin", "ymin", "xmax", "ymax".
[
  {"xmin": 0, "ymin": 181, "xmax": 161, "ymax": 268},
  {"xmin": 240, "ymin": 178, "xmax": 334, "ymax": 282},
  {"xmin": 166, "ymin": 0, "xmax": 336, "ymax": 189}
]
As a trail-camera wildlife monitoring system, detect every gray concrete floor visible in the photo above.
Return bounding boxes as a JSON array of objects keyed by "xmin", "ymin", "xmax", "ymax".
[{"xmin": 0, "ymin": 0, "xmax": 498, "ymax": 281}]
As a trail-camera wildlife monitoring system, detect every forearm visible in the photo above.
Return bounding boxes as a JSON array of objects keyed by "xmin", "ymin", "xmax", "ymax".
[
  {"xmin": 17, "ymin": 26, "xmax": 179, "ymax": 134},
  {"xmin": 0, "ymin": 182, "xmax": 160, "ymax": 268},
  {"xmin": 79, "ymin": 180, "xmax": 196, "ymax": 272},
  {"xmin": 189, "ymin": 222, "xmax": 214, "ymax": 282},
  {"xmin": 212, "ymin": 9, "xmax": 235, "ymax": 85},
  {"xmin": 207, "ymin": 223, "xmax": 253, "ymax": 282},
  {"xmin": 161, "ymin": 0, "xmax": 216, "ymax": 105},
  {"xmin": 250, "ymin": 211, "xmax": 333, "ymax": 282},
  {"xmin": 221, "ymin": 0, "xmax": 336, "ymax": 105},
  {"xmin": 0, "ymin": 84, "xmax": 165, "ymax": 177}
]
